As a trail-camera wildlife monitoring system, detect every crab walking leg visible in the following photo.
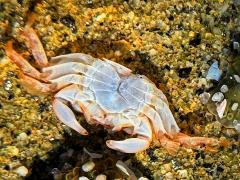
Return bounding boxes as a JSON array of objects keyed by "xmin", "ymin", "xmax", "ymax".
[
  {"xmin": 21, "ymin": 26, "xmax": 48, "ymax": 67},
  {"xmin": 50, "ymin": 53, "xmax": 96, "ymax": 65},
  {"xmin": 144, "ymin": 93, "xmax": 180, "ymax": 133},
  {"xmin": 158, "ymin": 132, "xmax": 181, "ymax": 154},
  {"xmin": 77, "ymin": 101, "xmax": 106, "ymax": 125},
  {"xmin": 119, "ymin": 85, "xmax": 167, "ymax": 134},
  {"xmin": 53, "ymin": 98, "xmax": 88, "ymax": 135},
  {"xmin": 137, "ymin": 91, "xmax": 179, "ymax": 133},
  {"xmin": 5, "ymin": 41, "xmax": 42, "ymax": 80},
  {"xmin": 125, "ymin": 82, "xmax": 179, "ymax": 133},
  {"xmin": 50, "ymin": 74, "xmax": 114, "ymax": 90},
  {"xmin": 50, "ymin": 74, "xmax": 88, "ymax": 90},
  {"xmin": 169, "ymin": 132, "xmax": 219, "ymax": 148},
  {"xmin": 138, "ymin": 102, "xmax": 167, "ymax": 134},
  {"xmin": 105, "ymin": 113, "xmax": 136, "ymax": 132},
  {"xmin": 106, "ymin": 116, "xmax": 152, "ymax": 153},
  {"xmin": 42, "ymin": 62, "xmax": 90, "ymax": 80},
  {"xmin": 43, "ymin": 60, "xmax": 119, "ymax": 86},
  {"xmin": 54, "ymin": 84, "xmax": 103, "ymax": 125},
  {"xmin": 18, "ymin": 73, "xmax": 56, "ymax": 93}
]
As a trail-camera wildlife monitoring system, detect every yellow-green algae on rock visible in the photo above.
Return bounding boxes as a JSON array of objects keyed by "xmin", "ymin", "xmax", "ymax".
[{"xmin": 0, "ymin": 0, "xmax": 239, "ymax": 179}]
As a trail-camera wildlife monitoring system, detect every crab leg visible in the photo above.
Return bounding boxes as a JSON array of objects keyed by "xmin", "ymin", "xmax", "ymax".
[
  {"xmin": 43, "ymin": 60, "xmax": 120, "ymax": 87},
  {"xmin": 50, "ymin": 74, "xmax": 115, "ymax": 90},
  {"xmin": 120, "ymin": 83, "xmax": 167, "ymax": 134},
  {"xmin": 125, "ymin": 81, "xmax": 179, "ymax": 133},
  {"xmin": 169, "ymin": 132, "xmax": 219, "ymax": 148},
  {"xmin": 138, "ymin": 103, "xmax": 167, "ymax": 134},
  {"xmin": 49, "ymin": 74, "xmax": 89, "ymax": 89},
  {"xmin": 18, "ymin": 73, "xmax": 56, "ymax": 94},
  {"xmin": 5, "ymin": 41, "xmax": 42, "ymax": 80},
  {"xmin": 105, "ymin": 114, "xmax": 136, "ymax": 132},
  {"xmin": 55, "ymin": 84, "xmax": 105, "ymax": 125},
  {"xmin": 78, "ymin": 101, "xmax": 106, "ymax": 125},
  {"xmin": 144, "ymin": 93, "xmax": 180, "ymax": 133},
  {"xmin": 158, "ymin": 133, "xmax": 181, "ymax": 154},
  {"xmin": 53, "ymin": 98, "xmax": 88, "ymax": 135},
  {"xmin": 21, "ymin": 25, "xmax": 48, "ymax": 67},
  {"xmin": 42, "ymin": 62, "xmax": 90, "ymax": 80},
  {"xmin": 106, "ymin": 116, "xmax": 152, "ymax": 153},
  {"xmin": 50, "ymin": 53, "xmax": 96, "ymax": 65}
]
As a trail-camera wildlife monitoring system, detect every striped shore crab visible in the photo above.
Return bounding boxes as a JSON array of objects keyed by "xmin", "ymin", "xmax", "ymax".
[{"xmin": 5, "ymin": 22, "xmax": 225, "ymax": 154}]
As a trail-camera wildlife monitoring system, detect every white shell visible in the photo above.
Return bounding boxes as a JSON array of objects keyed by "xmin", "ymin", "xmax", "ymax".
[
  {"xmin": 82, "ymin": 161, "xmax": 95, "ymax": 172},
  {"xmin": 95, "ymin": 174, "xmax": 107, "ymax": 180}
]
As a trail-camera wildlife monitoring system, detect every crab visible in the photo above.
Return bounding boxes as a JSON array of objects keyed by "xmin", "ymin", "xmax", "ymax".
[{"xmin": 5, "ymin": 21, "xmax": 225, "ymax": 154}]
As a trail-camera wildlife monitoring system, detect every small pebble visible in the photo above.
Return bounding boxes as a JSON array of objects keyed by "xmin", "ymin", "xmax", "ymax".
[
  {"xmin": 3, "ymin": 79, "xmax": 12, "ymax": 91},
  {"xmin": 233, "ymin": 75, "xmax": 240, "ymax": 83},
  {"xmin": 206, "ymin": 62, "xmax": 222, "ymax": 81},
  {"xmin": 82, "ymin": 161, "xmax": 95, "ymax": 172},
  {"xmin": 177, "ymin": 169, "xmax": 188, "ymax": 178},
  {"xmin": 220, "ymin": 85, "xmax": 228, "ymax": 93},
  {"xmin": 16, "ymin": 132, "xmax": 28, "ymax": 141},
  {"xmin": 164, "ymin": 172, "xmax": 174, "ymax": 179},
  {"xmin": 233, "ymin": 41, "xmax": 240, "ymax": 49},
  {"xmin": 231, "ymin": 103, "xmax": 239, "ymax": 111},
  {"xmin": 149, "ymin": 48, "xmax": 157, "ymax": 56},
  {"xmin": 216, "ymin": 99, "xmax": 227, "ymax": 118},
  {"xmin": 138, "ymin": 177, "xmax": 149, "ymax": 180},
  {"xmin": 233, "ymin": 120, "xmax": 240, "ymax": 132},
  {"xmin": 79, "ymin": 177, "xmax": 89, "ymax": 180},
  {"xmin": 83, "ymin": 147, "xmax": 103, "ymax": 158},
  {"xmin": 14, "ymin": 166, "xmax": 28, "ymax": 177},
  {"xmin": 223, "ymin": 129, "xmax": 237, "ymax": 138},
  {"xmin": 199, "ymin": 92, "xmax": 210, "ymax": 104},
  {"xmin": 6, "ymin": 146, "xmax": 19, "ymax": 156},
  {"xmin": 116, "ymin": 160, "xmax": 136, "ymax": 177},
  {"xmin": 212, "ymin": 92, "xmax": 224, "ymax": 102},
  {"xmin": 95, "ymin": 174, "xmax": 107, "ymax": 180}
]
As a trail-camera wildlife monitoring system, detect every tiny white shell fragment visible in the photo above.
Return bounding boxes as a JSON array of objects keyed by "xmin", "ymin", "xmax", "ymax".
[
  {"xmin": 216, "ymin": 99, "xmax": 227, "ymax": 119},
  {"xmin": 177, "ymin": 169, "xmax": 188, "ymax": 178},
  {"xmin": 83, "ymin": 147, "xmax": 103, "ymax": 158},
  {"xmin": 220, "ymin": 85, "xmax": 228, "ymax": 93},
  {"xmin": 14, "ymin": 166, "xmax": 28, "ymax": 177},
  {"xmin": 82, "ymin": 161, "xmax": 95, "ymax": 172},
  {"xmin": 233, "ymin": 75, "xmax": 240, "ymax": 83},
  {"xmin": 212, "ymin": 92, "xmax": 224, "ymax": 102},
  {"xmin": 233, "ymin": 120, "xmax": 240, "ymax": 132},
  {"xmin": 199, "ymin": 92, "xmax": 210, "ymax": 104},
  {"xmin": 233, "ymin": 42, "xmax": 240, "ymax": 49},
  {"xmin": 231, "ymin": 103, "xmax": 239, "ymax": 111},
  {"xmin": 116, "ymin": 160, "xmax": 136, "ymax": 179},
  {"xmin": 95, "ymin": 174, "xmax": 107, "ymax": 180},
  {"xmin": 79, "ymin": 177, "xmax": 90, "ymax": 180},
  {"xmin": 138, "ymin": 177, "xmax": 149, "ymax": 180},
  {"xmin": 16, "ymin": 132, "xmax": 28, "ymax": 141}
]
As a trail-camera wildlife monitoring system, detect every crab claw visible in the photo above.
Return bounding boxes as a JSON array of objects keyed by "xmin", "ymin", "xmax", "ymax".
[
  {"xmin": 106, "ymin": 116, "xmax": 152, "ymax": 153},
  {"xmin": 53, "ymin": 99, "xmax": 88, "ymax": 135},
  {"xmin": 106, "ymin": 138, "xmax": 150, "ymax": 153}
]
